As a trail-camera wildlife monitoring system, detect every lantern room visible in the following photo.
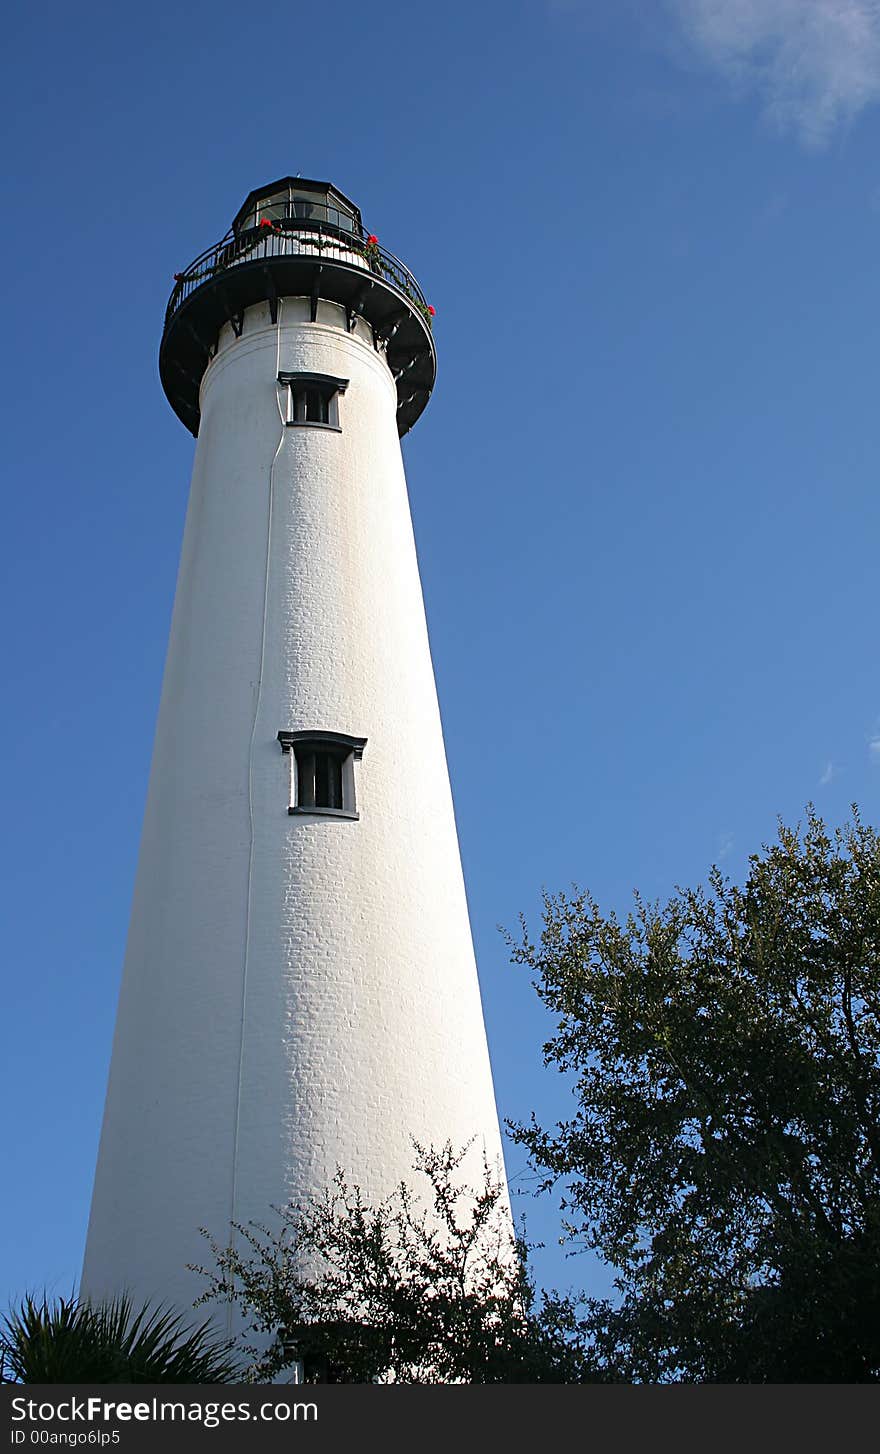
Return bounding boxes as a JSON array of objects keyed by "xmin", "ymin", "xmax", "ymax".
[{"xmin": 232, "ymin": 177, "xmax": 363, "ymax": 237}]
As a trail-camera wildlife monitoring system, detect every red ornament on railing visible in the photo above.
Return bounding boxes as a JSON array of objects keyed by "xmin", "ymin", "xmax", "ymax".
[
  {"xmin": 367, "ymin": 235, "xmax": 379, "ymax": 245},
  {"xmin": 258, "ymin": 217, "xmax": 276, "ymax": 230},
  {"xmin": 427, "ymin": 305, "xmax": 436, "ymax": 316}
]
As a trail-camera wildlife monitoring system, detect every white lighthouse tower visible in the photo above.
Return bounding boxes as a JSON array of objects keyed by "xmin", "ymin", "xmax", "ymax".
[{"xmin": 82, "ymin": 178, "xmax": 509, "ymax": 1317}]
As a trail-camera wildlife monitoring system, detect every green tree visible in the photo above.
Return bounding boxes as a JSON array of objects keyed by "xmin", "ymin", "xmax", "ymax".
[
  {"xmin": 0, "ymin": 1294, "xmax": 239, "ymax": 1383},
  {"xmin": 510, "ymin": 807, "xmax": 880, "ymax": 1382},
  {"xmin": 194, "ymin": 1141, "xmax": 590, "ymax": 1383}
]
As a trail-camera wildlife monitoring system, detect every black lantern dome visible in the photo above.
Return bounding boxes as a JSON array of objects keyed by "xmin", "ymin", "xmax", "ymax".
[{"xmin": 160, "ymin": 177, "xmax": 436, "ymax": 438}]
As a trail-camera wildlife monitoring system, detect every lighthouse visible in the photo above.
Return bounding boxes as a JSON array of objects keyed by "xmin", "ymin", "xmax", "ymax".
[{"xmin": 81, "ymin": 178, "xmax": 509, "ymax": 1317}]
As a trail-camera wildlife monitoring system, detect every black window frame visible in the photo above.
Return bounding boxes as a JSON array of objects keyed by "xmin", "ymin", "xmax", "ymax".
[
  {"xmin": 277, "ymin": 730, "xmax": 366, "ymax": 819},
  {"xmin": 278, "ymin": 371, "xmax": 348, "ymax": 432}
]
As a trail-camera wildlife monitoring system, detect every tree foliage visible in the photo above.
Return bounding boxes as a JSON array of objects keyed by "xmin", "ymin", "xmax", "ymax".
[
  {"xmin": 194, "ymin": 1142, "xmax": 590, "ymax": 1383},
  {"xmin": 510, "ymin": 807, "xmax": 880, "ymax": 1382},
  {"xmin": 0, "ymin": 1294, "xmax": 239, "ymax": 1384}
]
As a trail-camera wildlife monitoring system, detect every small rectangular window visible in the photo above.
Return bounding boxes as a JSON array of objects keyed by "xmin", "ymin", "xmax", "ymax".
[
  {"xmin": 296, "ymin": 748, "xmax": 343, "ymax": 810},
  {"xmin": 278, "ymin": 372, "xmax": 348, "ymax": 431},
  {"xmin": 278, "ymin": 731, "xmax": 366, "ymax": 820},
  {"xmin": 305, "ymin": 387, "xmax": 328, "ymax": 424},
  {"xmin": 315, "ymin": 751, "xmax": 343, "ymax": 810}
]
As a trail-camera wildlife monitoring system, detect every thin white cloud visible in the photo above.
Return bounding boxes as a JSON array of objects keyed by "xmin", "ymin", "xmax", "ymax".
[
  {"xmin": 819, "ymin": 759, "xmax": 837, "ymax": 785},
  {"xmin": 717, "ymin": 830, "xmax": 734, "ymax": 861},
  {"xmin": 869, "ymin": 734, "xmax": 880, "ymax": 762},
  {"xmin": 669, "ymin": 0, "xmax": 880, "ymax": 146}
]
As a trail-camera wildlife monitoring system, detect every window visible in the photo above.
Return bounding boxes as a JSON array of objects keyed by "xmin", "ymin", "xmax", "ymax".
[
  {"xmin": 277, "ymin": 731, "xmax": 366, "ymax": 819},
  {"xmin": 278, "ymin": 371, "xmax": 348, "ymax": 431},
  {"xmin": 291, "ymin": 188, "xmax": 326, "ymax": 220},
  {"xmin": 258, "ymin": 190, "xmax": 290, "ymax": 223},
  {"xmin": 327, "ymin": 205, "xmax": 355, "ymax": 233}
]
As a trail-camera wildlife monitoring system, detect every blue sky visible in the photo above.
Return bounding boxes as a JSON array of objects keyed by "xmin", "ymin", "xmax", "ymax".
[{"xmin": 2, "ymin": 0, "xmax": 879, "ymax": 1312}]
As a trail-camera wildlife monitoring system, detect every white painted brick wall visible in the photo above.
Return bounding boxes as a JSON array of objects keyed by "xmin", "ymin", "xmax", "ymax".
[{"xmin": 82, "ymin": 300, "xmax": 509, "ymax": 1318}]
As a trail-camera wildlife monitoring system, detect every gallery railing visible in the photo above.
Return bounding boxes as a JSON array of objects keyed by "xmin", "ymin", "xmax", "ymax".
[{"xmin": 164, "ymin": 221, "xmax": 432, "ymax": 332}]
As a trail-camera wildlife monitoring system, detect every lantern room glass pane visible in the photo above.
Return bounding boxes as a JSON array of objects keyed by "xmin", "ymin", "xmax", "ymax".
[
  {"xmin": 259, "ymin": 190, "xmax": 290, "ymax": 222},
  {"xmin": 327, "ymin": 205, "xmax": 354, "ymax": 233},
  {"xmin": 291, "ymin": 189, "xmax": 326, "ymax": 221}
]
